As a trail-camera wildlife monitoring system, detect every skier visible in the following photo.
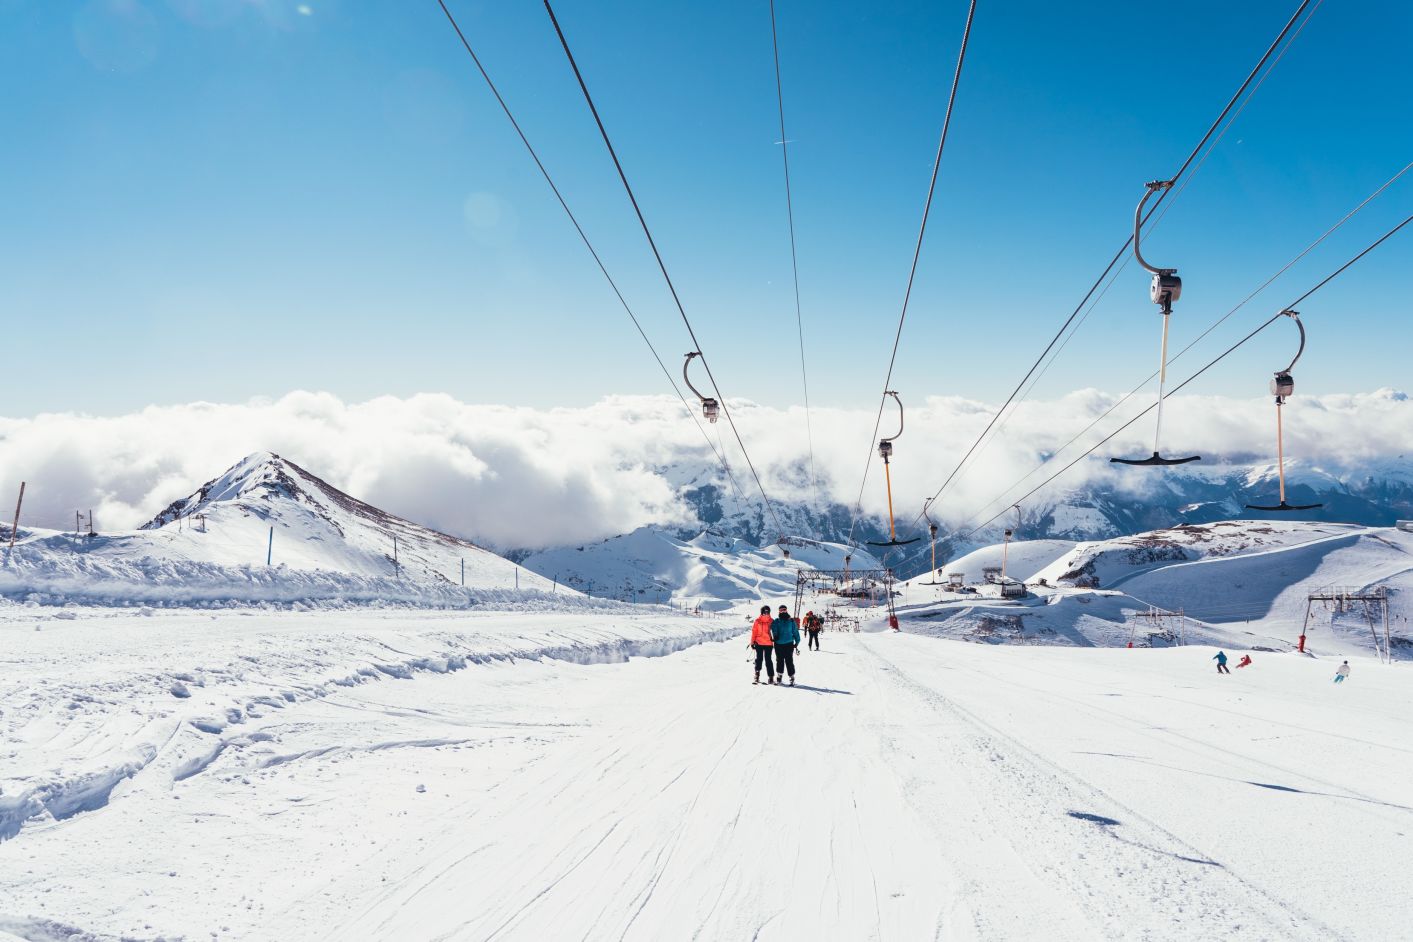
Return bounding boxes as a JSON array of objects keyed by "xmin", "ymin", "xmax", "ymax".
[
  {"xmin": 1333, "ymin": 660, "xmax": 1351, "ymax": 684},
  {"xmin": 804, "ymin": 610, "xmax": 821, "ymax": 651},
  {"xmin": 750, "ymin": 604, "xmax": 776, "ymax": 685},
  {"xmin": 771, "ymin": 604, "xmax": 800, "ymax": 686},
  {"xmin": 1213, "ymin": 650, "xmax": 1231, "ymax": 675},
  {"xmin": 1236, "ymin": 654, "xmax": 1253, "ymax": 669}
]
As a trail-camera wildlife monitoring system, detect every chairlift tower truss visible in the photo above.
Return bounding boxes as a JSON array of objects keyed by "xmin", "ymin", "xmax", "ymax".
[
  {"xmin": 1130, "ymin": 606, "xmax": 1187, "ymax": 647},
  {"xmin": 794, "ymin": 567, "xmax": 898, "ymax": 627}
]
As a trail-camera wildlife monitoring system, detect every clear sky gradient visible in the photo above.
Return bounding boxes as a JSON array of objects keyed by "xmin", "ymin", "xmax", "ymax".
[{"xmin": 2, "ymin": 0, "xmax": 1409, "ymax": 417}]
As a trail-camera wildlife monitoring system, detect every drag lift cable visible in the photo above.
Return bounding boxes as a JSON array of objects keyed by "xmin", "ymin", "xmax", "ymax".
[
  {"xmin": 911, "ymin": 0, "xmax": 1314, "ymax": 518},
  {"xmin": 542, "ymin": 0, "xmax": 785, "ymax": 538}
]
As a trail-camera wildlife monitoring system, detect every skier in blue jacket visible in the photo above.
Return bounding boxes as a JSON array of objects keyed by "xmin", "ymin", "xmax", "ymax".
[
  {"xmin": 1213, "ymin": 650, "xmax": 1230, "ymax": 675},
  {"xmin": 771, "ymin": 604, "xmax": 800, "ymax": 686}
]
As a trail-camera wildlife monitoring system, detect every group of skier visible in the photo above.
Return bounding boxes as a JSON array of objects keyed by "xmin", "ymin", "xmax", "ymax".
[
  {"xmin": 749, "ymin": 604, "xmax": 823, "ymax": 685},
  {"xmin": 1212, "ymin": 649, "xmax": 1353, "ymax": 683}
]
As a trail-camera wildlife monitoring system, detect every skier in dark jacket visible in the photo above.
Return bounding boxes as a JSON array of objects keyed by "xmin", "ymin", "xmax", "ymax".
[
  {"xmin": 1213, "ymin": 650, "xmax": 1230, "ymax": 675},
  {"xmin": 804, "ymin": 610, "xmax": 822, "ymax": 650},
  {"xmin": 771, "ymin": 604, "xmax": 800, "ymax": 686}
]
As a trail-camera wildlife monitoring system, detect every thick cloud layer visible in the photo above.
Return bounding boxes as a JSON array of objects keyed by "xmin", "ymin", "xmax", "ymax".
[{"xmin": 0, "ymin": 388, "xmax": 1407, "ymax": 548}]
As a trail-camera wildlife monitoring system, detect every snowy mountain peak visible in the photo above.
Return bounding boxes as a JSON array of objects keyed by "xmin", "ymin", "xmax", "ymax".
[
  {"xmin": 2, "ymin": 453, "xmax": 560, "ymax": 598},
  {"xmin": 141, "ymin": 451, "xmax": 303, "ymax": 527}
]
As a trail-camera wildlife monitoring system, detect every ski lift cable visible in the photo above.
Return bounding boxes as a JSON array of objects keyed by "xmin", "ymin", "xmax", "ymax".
[
  {"xmin": 907, "ymin": 4, "xmax": 1325, "ymax": 522},
  {"xmin": 901, "ymin": 0, "xmax": 1316, "ymax": 527},
  {"xmin": 945, "ymin": 161, "xmax": 1413, "ymax": 537},
  {"xmin": 432, "ymin": 0, "xmax": 748, "ymax": 507},
  {"xmin": 957, "ymin": 213, "xmax": 1413, "ymax": 539},
  {"xmin": 844, "ymin": 0, "xmax": 979, "ymax": 548},
  {"xmin": 768, "ymin": 0, "xmax": 820, "ymax": 504},
  {"xmin": 541, "ymin": 0, "xmax": 785, "ymax": 537}
]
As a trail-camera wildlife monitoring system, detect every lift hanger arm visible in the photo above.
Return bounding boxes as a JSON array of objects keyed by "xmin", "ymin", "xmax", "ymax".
[
  {"xmin": 880, "ymin": 390, "xmax": 904, "ymax": 443},
  {"xmin": 1278, "ymin": 309, "xmax": 1306, "ymax": 375},
  {"xmin": 1133, "ymin": 180, "xmax": 1175, "ymax": 276}
]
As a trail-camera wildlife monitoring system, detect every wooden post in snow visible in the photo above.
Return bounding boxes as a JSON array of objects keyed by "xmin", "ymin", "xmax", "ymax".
[
  {"xmin": 7, "ymin": 482, "xmax": 24, "ymax": 553},
  {"xmin": 393, "ymin": 534, "xmax": 399, "ymax": 578},
  {"xmin": 460, "ymin": 558, "xmax": 465, "ymax": 586},
  {"xmin": 266, "ymin": 526, "xmax": 274, "ymax": 566}
]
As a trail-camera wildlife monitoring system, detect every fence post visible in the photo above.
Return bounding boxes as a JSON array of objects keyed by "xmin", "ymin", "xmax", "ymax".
[
  {"xmin": 266, "ymin": 526, "xmax": 273, "ymax": 566},
  {"xmin": 6, "ymin": 482, "xmax": 24, "ymax": 554}
]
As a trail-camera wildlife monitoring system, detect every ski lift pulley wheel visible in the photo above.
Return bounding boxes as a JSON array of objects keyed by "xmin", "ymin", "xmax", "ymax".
[
  {"xmin": 681, "ymin": 351, "xmax": 719, "ymax": 423},
  {"xmin": 1112, "ymin": 179, "xmax": 1200, "ymax": 468}
]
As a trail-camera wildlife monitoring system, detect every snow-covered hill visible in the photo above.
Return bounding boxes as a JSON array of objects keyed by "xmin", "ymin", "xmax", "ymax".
[
  {"xmin": 927, "ymin": 538, "xmax": 1077, "ymax": 583},
  {"xmin": 887, "ymin": 520, "xmax": 1412, "ymax": 655},
  {"xmin": 0, "ymin": 453, "xmax": 556, "ymax": 606},
  {"xmin": 520, "ymin": 527, "xmax": 877, "ymax": 612}
]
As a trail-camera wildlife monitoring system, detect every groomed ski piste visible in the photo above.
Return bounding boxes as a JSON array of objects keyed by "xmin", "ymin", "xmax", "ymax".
[
  {"xmin": 2, "ymin": 458, "xmax": 1411, "ymax": 940},
  {"xmin": 2, "ymin": 603, "xmax": 1409, "ymax": 940}
]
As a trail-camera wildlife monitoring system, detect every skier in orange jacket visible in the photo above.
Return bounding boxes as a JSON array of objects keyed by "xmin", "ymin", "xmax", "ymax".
[{"xmin": 750, "ymin": 605, "xmax": 776, "ymax": 685}]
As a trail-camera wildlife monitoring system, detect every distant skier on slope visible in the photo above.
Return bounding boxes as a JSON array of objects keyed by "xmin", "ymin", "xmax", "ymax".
[
  {"xmin": 1236, "ymin": 654, "xmax": 1253, "ymax": 669},
  {"xmin": 804, "ymin": 610, "xmax": 822, "ymax": 651},
  {"xmin": 772, "ymin": 604, "xmax": 800, "ymax": 686},
  {"xmin": 750, "ymin": 605, "xmax": 776, "ymax": 685},
  {"xmin": 1334, "ymin": 660, "xmax": 1351, "ymax": 684},
  {"xmin": 1213, "ymin": 650, "xmax": 1231, "ymax": 675}
]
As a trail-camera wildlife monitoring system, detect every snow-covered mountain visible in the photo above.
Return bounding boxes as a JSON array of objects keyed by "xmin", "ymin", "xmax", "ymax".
[
  {"xmin": 622, "ymin": 453, "xmax": 1413, "ymax": 581},
  {"xmin": 520, "ymin": 527, "xmax": 878, "ymax": 612},
  {"xmin": 1, "ymin": 453, "xmax": 555, "ymax": 605}
]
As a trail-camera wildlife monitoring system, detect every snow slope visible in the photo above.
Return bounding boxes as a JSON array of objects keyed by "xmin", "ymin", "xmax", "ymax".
[
  {"xmin": 1, "ymin": 618, "xmax": 1408, "ymax": 940},
  {"xmin": 0, "ymin": 601, "xmax": 733, "ymax": 846},
  {"xmin": 886, "ymin": 521, "xmax": 1411, "ymax": 655},
  {"xmin": 520, "ymin": 527, "xmax": 877, "ymax": 611},
  {"xmin": 0, "ymin": 453, "xmax": 556, "ymax": 606},
  {"xmin": 923, "ymin": 538, "xmax": 1077, "ymax": 583}
]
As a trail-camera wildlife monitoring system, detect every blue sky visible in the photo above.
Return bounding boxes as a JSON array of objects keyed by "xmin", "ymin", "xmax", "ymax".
[{"xmin": 2, "ymin": 0, "xmax": 1409, "ymax": 417}]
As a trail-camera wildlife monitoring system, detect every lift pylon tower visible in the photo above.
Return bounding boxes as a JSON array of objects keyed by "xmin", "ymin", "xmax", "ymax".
[
  {"xmin": 1299, "ymin": 586, "xmax": 1392, "ymax": 663},
  {"xmin": 794, "ymin": 567, "xmax": 898, "ymax": 629},
  {"xmin": 1130, "ymin": 606, "xmax": 1187, "ymax": 647}
]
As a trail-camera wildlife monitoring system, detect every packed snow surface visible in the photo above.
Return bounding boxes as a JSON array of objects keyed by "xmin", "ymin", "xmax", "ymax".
[{"xmin": 1, "ymin": 602, "xmax": 1409, "ymax": 940}]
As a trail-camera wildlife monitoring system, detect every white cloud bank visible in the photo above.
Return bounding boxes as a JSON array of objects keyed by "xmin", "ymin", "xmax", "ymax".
[{"xmin": 0, "ymin": 389, "xmax": 1408, "ymax": 549}]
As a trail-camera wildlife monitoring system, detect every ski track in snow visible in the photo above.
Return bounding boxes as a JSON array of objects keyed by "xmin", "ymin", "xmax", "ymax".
[{"xmin": 1, "ymin": 613, "xmax": 1410, "ymax": 940}]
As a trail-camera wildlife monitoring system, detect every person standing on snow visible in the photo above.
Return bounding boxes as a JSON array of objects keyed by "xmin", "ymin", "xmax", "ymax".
[
  {"xmin": 771, "ymin": 604, "xmax": 800, "ymax": 686},
  {"xmin": 750, "ymin": 605, "xmax": 776, "ymax": 685},
  {"xmin": 1213, "ymin": 650, "xmax": 1231, "ymax": 675},
  {"xmin": 804, "ymin": 610, "xmax": 822, "ymax": 651},
  {"xmin": 1334, "ymin": 660, "xmax": 1351, "ymax": 684}
]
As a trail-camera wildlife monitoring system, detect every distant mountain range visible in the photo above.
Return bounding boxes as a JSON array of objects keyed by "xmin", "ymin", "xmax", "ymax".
[{"xmin": 600, "ymin": 454, "xmax": 1413, "ymax": 581}]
